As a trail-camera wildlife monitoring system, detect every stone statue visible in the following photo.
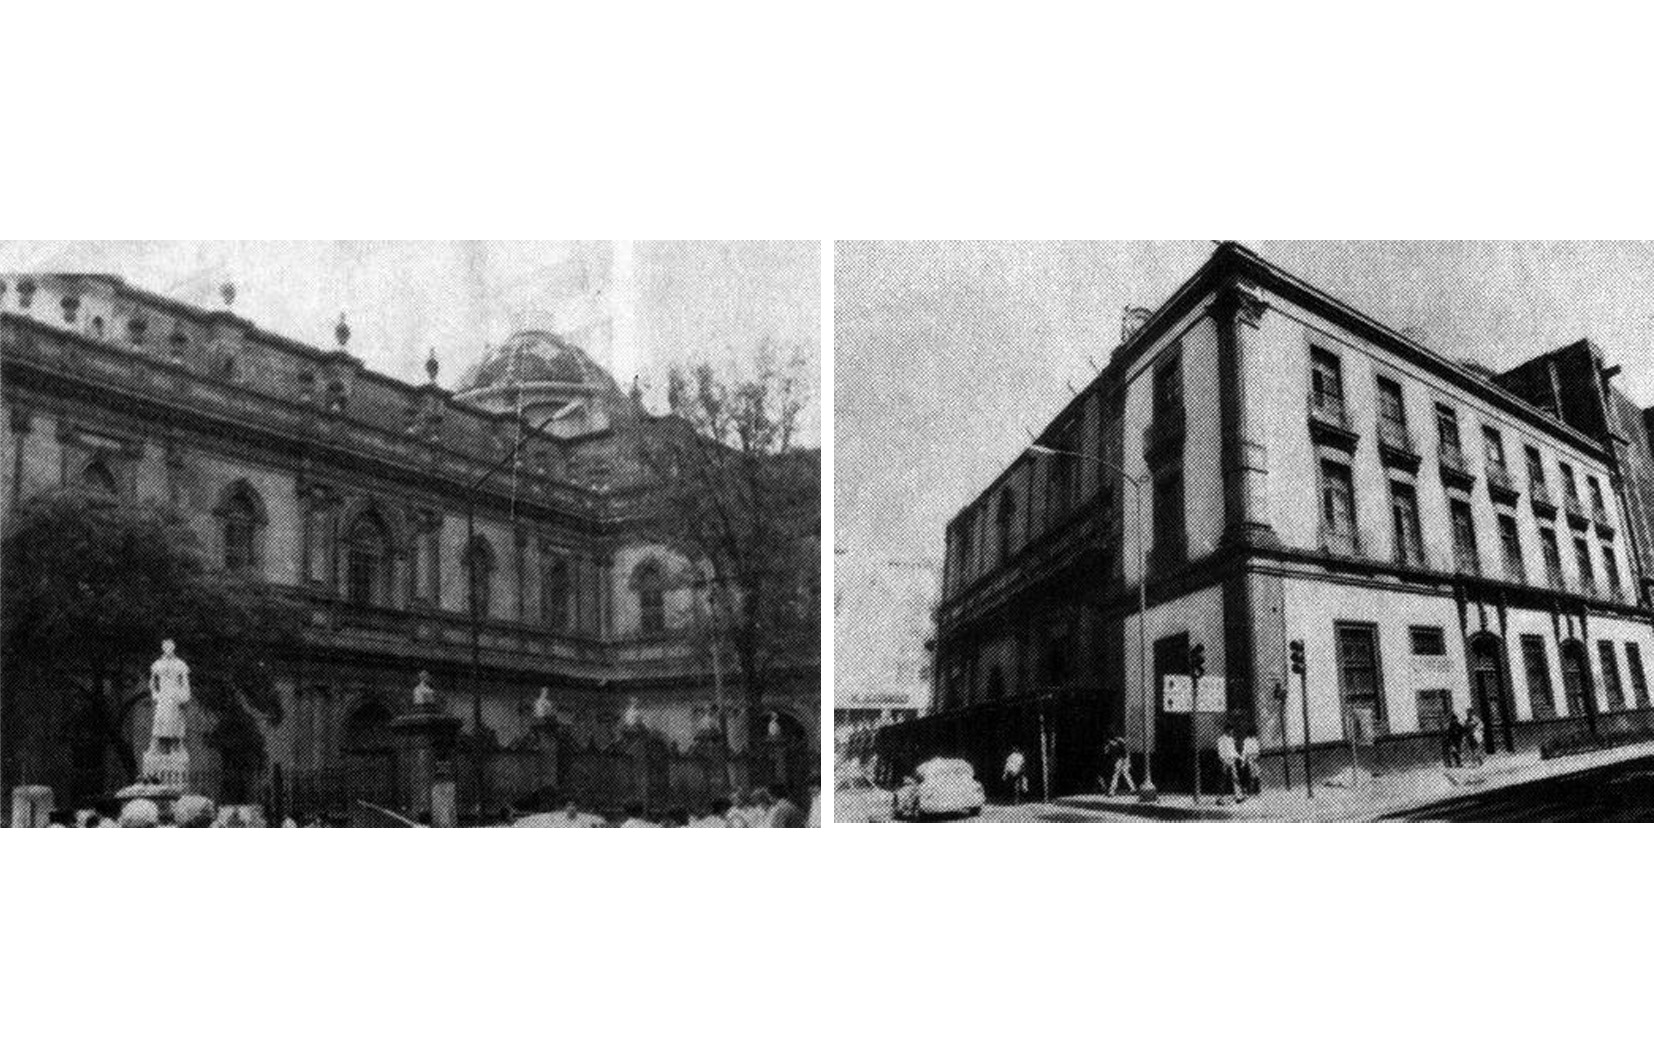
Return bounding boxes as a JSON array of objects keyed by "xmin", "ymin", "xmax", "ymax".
[
  {"xmin": 413, "ymin": 670, "xmax": 436, "ymax": 710},
  {"xmin": 149, "ymin": 639, "xmax": 190, "ymax": 743},
  {"xmin": 138, "ymin": 639, "xmax": 191, "ymax": 792}
]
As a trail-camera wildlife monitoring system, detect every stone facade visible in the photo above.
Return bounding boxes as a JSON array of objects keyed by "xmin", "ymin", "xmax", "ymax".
[
  {"xmin": 0, "ymin": 272, "xmax": 818, "ymax": 808},
  {"xmin": 919, "ymin": 244, "xmax": 1654, "ymax": 794}
]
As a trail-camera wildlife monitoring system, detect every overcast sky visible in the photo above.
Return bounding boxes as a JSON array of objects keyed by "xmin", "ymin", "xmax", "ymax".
[
  {"xmin": 836, "ymin": 240, "xmax": 1654, "ymax": 580},
  {"xmin": 0, "ymin": 240, "xmax": 820, "ymax": 441}
]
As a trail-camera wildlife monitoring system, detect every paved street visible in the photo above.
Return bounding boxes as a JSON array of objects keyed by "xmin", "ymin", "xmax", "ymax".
[
  {"xmin": 1385, "ymin": 755, "xmax": 1654, "ymax": 821},
  {"xmin": 835, "ymin": 787, "xmax": 1141, "ymax": 823}
]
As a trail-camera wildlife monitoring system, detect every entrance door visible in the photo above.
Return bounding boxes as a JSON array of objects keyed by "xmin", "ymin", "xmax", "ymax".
[
  {"xmin": 1468, "ymin": 638, "xmax": 1510, "ymax": 754},
  {"xmin": 1560, "ymin": 640, "xmax": 1598, "ymax": 734},
  {"xmin": 1152, "ymin": 633, "xmax": 1192, "ymax": 792}
]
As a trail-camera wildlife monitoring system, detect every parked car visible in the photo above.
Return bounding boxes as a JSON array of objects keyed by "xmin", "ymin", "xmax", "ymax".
[{"xmin": 894, "ymin": 757, "xmax": 985, "ymax": 820}]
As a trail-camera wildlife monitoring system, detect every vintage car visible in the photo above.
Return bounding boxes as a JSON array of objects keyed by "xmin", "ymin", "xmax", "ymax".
[{"xmin": 893, "ymin": 757, "xmax": 986, "ymax": 820}]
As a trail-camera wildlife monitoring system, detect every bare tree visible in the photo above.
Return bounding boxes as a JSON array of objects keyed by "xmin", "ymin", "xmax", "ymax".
[{"xmin": 637, "ymin": 344, "xmax": 819, "ymax": 749}]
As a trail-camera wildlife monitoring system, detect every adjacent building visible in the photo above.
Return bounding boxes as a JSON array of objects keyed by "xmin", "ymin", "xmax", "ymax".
[{"xmin": 900, "ymin": 243, "xmax": 1654, "ymax": 794}]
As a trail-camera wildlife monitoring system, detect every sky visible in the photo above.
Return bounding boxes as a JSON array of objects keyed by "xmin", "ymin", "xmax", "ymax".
[
  {"xmin": 834, "ymin": 240, "xmax": 1654, "ymax": 690},
  {"xmin": 0, "ymin": 240, "xmax": 821, "ymax": 441}
]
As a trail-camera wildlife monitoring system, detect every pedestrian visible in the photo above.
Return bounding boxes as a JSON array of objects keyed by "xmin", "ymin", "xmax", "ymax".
[
  {"xmin": 1240, "ymin": 730, "xmax": 1262, "ymax": 796},
  {"xmin": 1442, "ymin": 710, "xmax": 1464, "ymax": 769},
  {"xmin": 1003, "ymin": 747, "xmax": 1028, "ymax": 805},
  {"xmin": 1466, "ymin": 713, "xmax": 1485, "ymax": 768},
  {"xmin": 1216, "ymin": 726, "xmax": 1243, "ymax": 803},
  {"xmin": 1103, "ymin": 736, "xmax": 1136, "ymax": 795}
]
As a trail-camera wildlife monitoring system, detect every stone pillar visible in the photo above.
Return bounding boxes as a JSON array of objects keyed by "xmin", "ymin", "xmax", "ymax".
[
  {"xmin": 390, "ymin": 710, "xmax": 461, "ymax": 820},
  {"xmin": 9, "ymin": 785, "xmax": 53, "ymax": 828},
  {"xmin": 1212, "ymin": 282, "xmax": 1277, "ymax": 550}
]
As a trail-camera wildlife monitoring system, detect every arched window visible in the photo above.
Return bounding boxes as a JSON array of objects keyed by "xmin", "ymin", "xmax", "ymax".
[
  {"xmin": 634, "ymin": 559, "xmax": 665, "ymax": 635},
  {"xmin": 345, "ymin": 511, "xmax": 392, "ymax": 607},
  {"xmin": 464, "ymin": 535, "xmax": 496, "ymax": 618},
  {"xmin": 220, "ymin": 484, "xmax": 264, "ymax": 575},
  {"xmin": 542, "ymin": 554, "xmax": 570, "ymax": 632},
  {"xmin": 82, "ymin": 459, "xmax": 118, "ymax": 496},
  {"xmin": 997, "ymin": 489, "xmax": 1017, "ymax": 562}
]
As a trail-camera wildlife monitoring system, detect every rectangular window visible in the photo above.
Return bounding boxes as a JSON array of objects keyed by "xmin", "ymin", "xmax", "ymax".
[
  {"xmin": 1574, "ymin": 536, "xmax": 1596, "ymax": 595},
  {"xmin": 1525, "ymin": 445, "xmax": 1546, "ymax": 491},
  {"xmin": 1599, "ymin": 639, "xmax": 1626, "ymax": 713},
  {"xmin": 1436, "ymin": 403, "xmax": 1462, "ymax": 453},
  {"xmin": 1376, "ymin": 376, "xmax": 1407, "ymax": 440},
  {"xmin": 1410, "ymin": 626, "xmax": 1446, "ymax": 656},
  {"xmin": 1588, "ymin": 477, "xmax": 1608, "ymax": 519},
  {"xmin": 1603, "ymin": 543, "xmax": 1622, "ymax": 599},
  {"xmin": 1498, "ymin": 512, "xmax": 1525, "ymax": 582},
  {"xmin": 1321, "ymin": 460, "xmax": 1357, "ymax": 554},
  {"xmin": 1521, "ymin": 635, "xmax": 1557, "ymax": 721},
  {"xmin": 1483, "ymin": 426, "xmax": 1507, "ymax": 470},
  {"xmin": 1153, "ymin": 467, "xmax": 1186, "ymax": 566},
  {"xmin": 1449, "ymin": 498, "xmax": 1479, "ymax": 575},
  {"xmin": 1390, "ymin": 480, "xmax": 1424, "ymax": 567},
  {"xmin": 1627, "ymin": 643, "xmax": 1652, "ymax": 711},
  {"xmin": 1311, "ymin": 347, "xmax": 1344, "ymax": 409},
  {"xmin": 1539, "ymin": 525, "xmax": 1565, "ymax": 589},
  {"xmin": 1560, "ymin": 461, "xmax": 1581, "ymax": 508},
  {"xmin": 1417, "ymin": 689, "xmax": 1453, "ymax": 733},
  {"xmin": 1335, "ymin": 622, "xmax": 1386, "ymax": 741},
  {"xmin": 1154, "ymin": 352, "xmax": 1183, "ymax": 425}
]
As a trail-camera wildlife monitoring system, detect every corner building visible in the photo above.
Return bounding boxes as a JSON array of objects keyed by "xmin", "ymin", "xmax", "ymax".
[
  {"xmin": 916, "ymin": 244, "xmax": 1654, "ymax": 794},
  {"xmin": 0, "ymin": 273, "xmax": 818, "ymax": 811}
]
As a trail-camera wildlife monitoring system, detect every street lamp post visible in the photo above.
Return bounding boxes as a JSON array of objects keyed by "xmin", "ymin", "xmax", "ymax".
[
  {"xmin": 1028, "ymin": 443, "xmax": 1156, "ymax": 801},
  {"xmin": 463, "ymin": 407, "xmax": 566, "ymax": 818}
]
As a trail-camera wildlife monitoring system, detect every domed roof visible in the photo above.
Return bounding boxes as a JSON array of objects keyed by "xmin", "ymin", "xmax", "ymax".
[{"xmin": 455, "ymin": 329, "xmax": 615, "ymax": 393}]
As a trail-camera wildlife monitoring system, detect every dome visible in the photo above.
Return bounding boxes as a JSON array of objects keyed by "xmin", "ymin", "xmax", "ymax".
[{"xmin": 456, "ymin": 329, "xmax": 615, "ymax": 393}]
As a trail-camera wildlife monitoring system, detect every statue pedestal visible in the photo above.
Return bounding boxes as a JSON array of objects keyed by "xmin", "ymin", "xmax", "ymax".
[
  {"xmin": 140, "ymin": 739, "xmax": 190, "ymax": 791},
  {"xmin": 390, "ymin": 711, "xmax": 461, "ymax": 819}
]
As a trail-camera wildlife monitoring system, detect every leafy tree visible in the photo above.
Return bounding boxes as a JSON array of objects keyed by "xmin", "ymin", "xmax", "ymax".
[
  {"xmin": 637, "ymin": 346, "xmax": 819, "ymax": 748},
  {"xmin": 1, "ymin": 487, "xmax": 302, "ymax": 799}
]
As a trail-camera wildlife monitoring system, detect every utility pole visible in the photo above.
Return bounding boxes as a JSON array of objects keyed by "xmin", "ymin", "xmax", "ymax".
[{"xmin": 1190, "ymin": 643, "xmax": 1205, "ymax": 805}]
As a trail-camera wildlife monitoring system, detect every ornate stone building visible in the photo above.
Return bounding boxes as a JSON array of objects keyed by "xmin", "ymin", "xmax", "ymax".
[{"xmin": 0, "ymin": 272, "xmax": 818, "ymax": 811}]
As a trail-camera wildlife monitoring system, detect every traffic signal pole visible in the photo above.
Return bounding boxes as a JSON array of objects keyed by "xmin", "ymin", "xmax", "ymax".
[{"xmin": 1291, "ymin": 639, "xmax": 1312, "ymax": 799}]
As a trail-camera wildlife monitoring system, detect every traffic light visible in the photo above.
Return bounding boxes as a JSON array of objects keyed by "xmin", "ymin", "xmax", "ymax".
[
  {"xmin": 1289, "ymin": 639, "xmax": 1305, "ymax": 675},
  {"xmin": 1190, "ymin": 643, "xmax": 1205, "ymax": 680}
]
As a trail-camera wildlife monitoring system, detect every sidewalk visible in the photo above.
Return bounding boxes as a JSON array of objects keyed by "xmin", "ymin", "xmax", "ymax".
[{"xmin": 1055, "ymin": 737, "xmax": 1654, "ymax": 822}]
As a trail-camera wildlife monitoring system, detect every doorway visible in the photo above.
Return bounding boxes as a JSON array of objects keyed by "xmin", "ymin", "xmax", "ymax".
[
  {"xmin": 1467, "ymin": 635, "xmax": 1514, "ymax": 754},
  {"xmin": 1559, "ymin": 640, "xmax": 1598, "ymax": 735}
]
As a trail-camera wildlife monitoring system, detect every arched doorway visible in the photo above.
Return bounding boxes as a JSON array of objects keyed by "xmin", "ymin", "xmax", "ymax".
[
  {"xmin": 1467, "ymin": 635, "xmax": 1514, "ymax": 754},
  {"xmin": 1559, "ymin": 639, "xmax": 1598, "ymax": 735},
  {"xmin": 342, "ymin": 695, "xmax": 398, "ymax": 810},
  {"xmin": 752, "ymin": 708, "xmax": 812, "ymax": 795}
]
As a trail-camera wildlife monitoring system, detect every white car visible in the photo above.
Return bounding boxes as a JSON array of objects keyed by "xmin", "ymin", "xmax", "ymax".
[{"xmin": 894, "ymin": 757, "xmax": 986, "ymax": 820}]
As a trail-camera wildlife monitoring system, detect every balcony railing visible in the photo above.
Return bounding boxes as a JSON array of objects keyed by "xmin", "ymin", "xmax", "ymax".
[
  {"xmin": 1593, "ymin": 500, "xmax": 1613, "ymax": 527},
  {"xmin": 1307, "ymin": 392, "xmax": 1359, "ymax": 451},
  {"xmin": 1438, "ymin": 441, "xmax": 1476, "ymax": 487},
  {"xmin": 1486, "ymin": 462, "xmax": 1520, "ymax": 501},
  {"xmin": 1320, "ymin": 524, "xmax": 1363, "ymax": 559},
  {"xmin": 1546, "ymin": 565, "xmax": 1567, "ymax": 591},
  {"xmin": 1563, "ymin": 492, "xmax": 1591, "ymax": 528},
  {"xmin": 1377, "ymin": 418, "xmax": 1422, "ymax": 470},
  {"xmin": 1529, "ymin": 479, "xmax": 1558, "ymax": 516},
  {"xmin": 1453, "ymin": 544, "xmax": 1481, "ymax": 576}
]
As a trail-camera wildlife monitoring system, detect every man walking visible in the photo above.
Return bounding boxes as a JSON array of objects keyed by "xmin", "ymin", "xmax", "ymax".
[
  {"xmin": 1239, "ymin": 730, "xmax": 1262, "ymax": 796},
  {"xmin": 1104, "ymin": 735, "xmax": 1136, "ymax": 795}
]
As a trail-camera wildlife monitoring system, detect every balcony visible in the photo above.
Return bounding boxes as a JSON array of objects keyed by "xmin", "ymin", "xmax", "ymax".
[
  {"xmin": 1438, "ymin": 442, "xmax": 1477, "ymax": 489},
  {"xmin": 1453, "ymin": 545, "xmax": 1481, "ymax": 577},
  {"xmin": 1376, "ymin": 419, "xmax": 1422, "ymax": 471},
  {"xmin": 1529, "ymin": 479, "xmax": 1558, "ymax": 517},
  {"xmin": 1486, "ymin": 462, "xmax": 1520, "ymax": 503},
  {"xmin": 1143, "ymin": 406, "xmax": 1185, "ymax": 466},
  {"xmin": 1545, "ymin": 566, "xmax": 1567, "ymax": 592},
  {"xmin": 1307, "ymin": 392, "xmax": 1359, "ymax": 452},
  {"xmin": 1563, "ymin": 492, "xmax": 1591, "ymax": 529},
  {"xmin": 1319, "ymin": 524, "xmax": 1364, "ymax": 559}
]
